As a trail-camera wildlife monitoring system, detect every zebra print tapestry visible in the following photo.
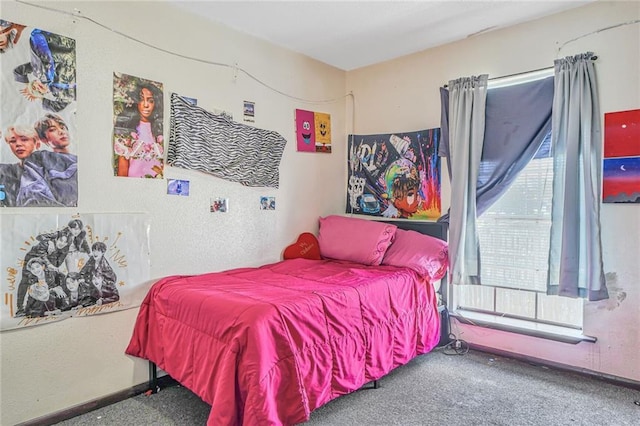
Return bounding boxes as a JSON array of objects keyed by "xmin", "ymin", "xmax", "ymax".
[{"xmin": 168, "ymin": 93, "xmax": 286, "ymax": 188}]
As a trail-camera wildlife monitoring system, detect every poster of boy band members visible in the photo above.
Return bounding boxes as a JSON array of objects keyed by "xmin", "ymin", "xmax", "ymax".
[
  {"xmin": 0, "ymin": 213, "xmax": 151, "ymax": 330},
  {"xmin": 347, "ymin": 128, "xmax": 441, "ymax": 220},
  {"xmin": 0, "ymin": 20, "xmax": 78, "ymax": 207}
]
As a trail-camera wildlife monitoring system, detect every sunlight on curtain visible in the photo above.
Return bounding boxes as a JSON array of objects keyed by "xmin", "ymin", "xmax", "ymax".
[
  {"xmin": 548, "ymin": 52, "xmax": 608, "ymax": 301},
  {"xmin": 447, "ymin": 75, "xmax": 488, "ymax": 285}
]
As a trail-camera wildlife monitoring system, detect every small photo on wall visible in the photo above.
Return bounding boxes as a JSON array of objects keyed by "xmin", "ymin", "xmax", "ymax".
[
  {"xmin": 260, "ymin": 196, "xmax": 275, "ymax": 210},
  {"xmin": 182, "ymin": 96, "xmax": 197, "ymax": 106},
  {"xmin": 167, "ymin": 179, "xmax": 189, "ymax": 196},
  {"xmin": 210, "ymin": 197, "xmax": 228, "ymax": 213},
  {"xmin": 243, "ymin": 101, "xmax": 255, "ymax": 122}
]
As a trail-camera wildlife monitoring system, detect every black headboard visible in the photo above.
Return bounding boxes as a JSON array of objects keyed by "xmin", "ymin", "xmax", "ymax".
[
  {"xmin": 375, "ymin": 219, "xmax": 448, "ymax": 242},
  {"xmin": 375, "ymin": 219, "xmax": 450, "ymax": 347}
]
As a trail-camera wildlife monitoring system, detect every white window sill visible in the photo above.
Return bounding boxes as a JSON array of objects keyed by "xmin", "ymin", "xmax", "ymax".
[{"xmin": 450, "ymin": 309, "xmax": 596, "ymax": 344}]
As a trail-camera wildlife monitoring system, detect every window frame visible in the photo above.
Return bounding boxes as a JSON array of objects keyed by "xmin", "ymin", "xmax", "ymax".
[{"xmin": 448, "ymin": 68, "xmax": 588, "ymax": 338}]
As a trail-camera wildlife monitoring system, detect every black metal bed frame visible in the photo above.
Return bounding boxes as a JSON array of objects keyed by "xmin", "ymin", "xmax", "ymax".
[
  {"xmin": 145, "ymin": 220, "xmax": 448, "ymax": 395},
  {"xmin": 147, "ymin": 361, "xmax": 378, "ymax": 394}
]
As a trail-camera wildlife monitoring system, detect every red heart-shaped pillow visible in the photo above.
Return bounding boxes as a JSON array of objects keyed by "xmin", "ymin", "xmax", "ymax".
[{"xmin": 283, "ymin": 232, "xmax": 321, "ymax": 260}]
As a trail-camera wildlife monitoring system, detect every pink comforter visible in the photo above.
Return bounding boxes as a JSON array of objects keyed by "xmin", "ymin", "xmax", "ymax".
[{"xmin": 125, "ymin": 258, "xmax": 440, "ymax": 425}]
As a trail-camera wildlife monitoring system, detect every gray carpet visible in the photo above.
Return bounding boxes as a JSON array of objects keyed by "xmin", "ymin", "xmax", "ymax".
[{"xmin": 54, "ymin": 349, "xmax": 640, "ymax": 425}]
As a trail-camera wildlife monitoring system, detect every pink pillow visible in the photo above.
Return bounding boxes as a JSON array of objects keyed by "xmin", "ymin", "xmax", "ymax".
[
  {"xmin": 382, "ymin": 229, "xmax": 449, "ymax": 281},
  {"xmin": 318, "ymin": 215, "xmax": 397, "ymax": 265}
]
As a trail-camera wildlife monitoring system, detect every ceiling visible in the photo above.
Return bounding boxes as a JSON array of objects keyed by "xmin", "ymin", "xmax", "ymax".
[{"xmin": 169, "ymin": 0, "xmax": 595, "ymax": 71}]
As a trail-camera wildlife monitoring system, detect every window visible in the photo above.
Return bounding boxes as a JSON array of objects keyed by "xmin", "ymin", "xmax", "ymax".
[{"xmin": 451, "ymin": 71, "xmax": 584, "ymax": 331}]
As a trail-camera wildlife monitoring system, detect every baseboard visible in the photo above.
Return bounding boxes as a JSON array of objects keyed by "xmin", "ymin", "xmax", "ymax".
[
  {"xmin": 16, "ymin": 375, "xmax": 178, "ymax": 426},
  {"xmin": 469, "ymin": 343, "xmax": 640, "ymax": 391}
]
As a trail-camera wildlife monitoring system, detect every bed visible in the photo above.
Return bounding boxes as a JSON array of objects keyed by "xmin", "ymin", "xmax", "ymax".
[{"xmin": 125, "ymin": 216, "xmax": 448, "ymax": 425}]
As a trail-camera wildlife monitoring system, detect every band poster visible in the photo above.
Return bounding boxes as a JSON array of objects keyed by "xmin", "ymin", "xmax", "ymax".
[
  {"xmin": 0, "ymin": 213, "xmax": 151, "ymax": 330},
  {"xmin": 0, "ymin": 20, "xmax": 78, "ymax": 207},
  {"xmin": 347, "ymin": 128, "xmax": 441, "ymax": 220}
]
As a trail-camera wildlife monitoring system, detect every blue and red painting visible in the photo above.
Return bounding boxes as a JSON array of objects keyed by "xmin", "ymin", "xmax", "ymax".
[
  {"xmin": 603, "ymin": 109, "xmax": 640, "ymax": 203},
  {"xmin": 603, "ymin": 157, "xmax": 640, "ymax": 203}
]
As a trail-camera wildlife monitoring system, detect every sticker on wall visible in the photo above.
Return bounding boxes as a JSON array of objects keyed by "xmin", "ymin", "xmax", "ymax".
[
  {"xmin": 0, "ymin": 20, "xmax": 78, "ymax": 207},
  {"xmin": 347, "ymin": 129, "xmax": 441, "ymax": 220},
  {"xmin": 260, "ymin": 196, "xmax": 275, "ymax": 210},
  {"xmin": 295, "ymin": 109, "xmax": 332, "ymax": 153},
  {"xmin": 0, "ymin": 213, "xmax": 151, "ymax": 330},
  {"xmin": 210, "ymin": 197, "xmax": 228, "ymax": 213},
  {"xmin": 167, "ymin": 179, "xmax": 190, "ymax": 196},
  {"xmin": 213, "ymin": 107, "xmax": 233, "ymax": 121},
  {"xmin": 603, "ymin": 109, "xmax": 640, "ymax": 203},
  {"xmin": 182, "ymin": 96, "xmax": 197, "ymax": 106},
  {"xmin": 243, "ymin": 101, "xmax": 255, "ymax": 122},
  {"xmin": 113, "ymin": 72, "xmax": 164, "ymax": 179}
]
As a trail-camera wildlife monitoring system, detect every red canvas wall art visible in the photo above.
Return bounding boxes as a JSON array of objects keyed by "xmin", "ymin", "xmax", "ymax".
[{"xmin": 603, "ymin": 109, "xmax": 640, "ymax": 203}]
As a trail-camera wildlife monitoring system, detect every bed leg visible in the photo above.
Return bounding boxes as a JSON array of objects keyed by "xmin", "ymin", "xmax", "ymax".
[
  {"xmin": 363, "ymin": 380, "xmax": 379, "ymax": 390},
  {"xmin": 148, "ymin": 361, "xmax": 159, "ymax": 394}
]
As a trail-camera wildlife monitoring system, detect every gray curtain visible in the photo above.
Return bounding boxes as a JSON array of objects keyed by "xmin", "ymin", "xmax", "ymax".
[
  {"xmin": 446, "ymin": 75, "xmax": 488, "ymax": 285},
  {"xmin": 547, "ymin": 53, "xmax": 608, "ymax": 301},
  {"xmin": 439, "ymin": 76, "xmax": 555, "ymax": 220},
  {"xmin": 476, "ymin": 77, "xmax": 555, "ymax": 212}
]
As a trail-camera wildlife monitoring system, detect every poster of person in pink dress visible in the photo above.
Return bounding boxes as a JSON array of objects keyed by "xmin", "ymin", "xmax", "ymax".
[{"xmin": 112, "ymin": 72, "xmax": 164, "ymax": 178}]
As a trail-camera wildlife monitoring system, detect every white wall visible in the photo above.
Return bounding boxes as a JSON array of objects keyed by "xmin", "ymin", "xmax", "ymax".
[
  {"xmin": 348, "ymin": 0, "xmax": 640, "ymax": 383},
  {"xmin": 0, "ymin": 1, "xmax": 347, "ymax": 424}
]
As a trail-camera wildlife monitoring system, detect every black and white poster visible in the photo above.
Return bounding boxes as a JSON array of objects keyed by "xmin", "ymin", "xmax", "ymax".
[{"xmin": 1, "ymin": 213, "xmax": 151, "ymax": 330}]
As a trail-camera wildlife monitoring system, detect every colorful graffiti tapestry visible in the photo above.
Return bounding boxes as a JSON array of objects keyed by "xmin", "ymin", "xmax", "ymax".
[
  {"xmin": 347, "ymin": 129, "xmax": 441, "ymax": 220},
  {"xmin": 1, "ymin": 213, "xmax": 151, "ymax": 330},
  {"xmin": 0, "ymin": 20, "xmax": 78, "ymax": 207}
]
